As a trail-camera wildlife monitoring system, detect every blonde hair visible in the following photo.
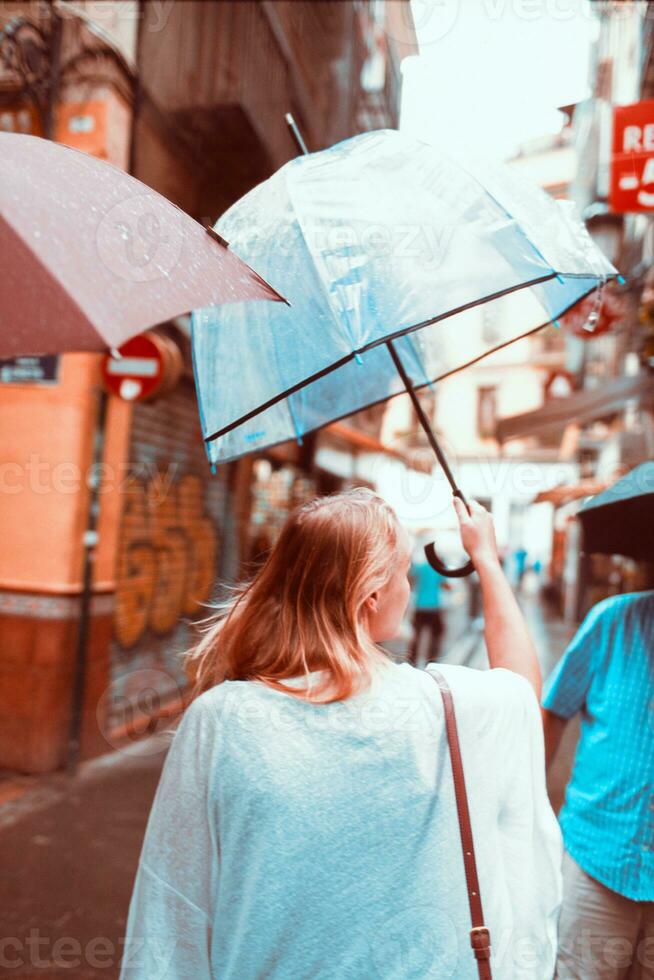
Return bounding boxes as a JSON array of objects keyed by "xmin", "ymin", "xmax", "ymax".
[{"xmin": 184, "ymin": 487, "xmax": 402, "ymax": 704}]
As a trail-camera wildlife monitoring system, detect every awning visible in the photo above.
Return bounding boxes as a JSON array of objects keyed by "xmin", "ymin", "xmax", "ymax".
[
  {"xmin": 497, "ymin": 374, "xmax": 654, "ymax": 443},
  {"xmin": 533, "ymin": 480, "xmax": 609, "ymax": 507},
  {"xmin": 320, "ymin": 422, "xmax": 432, "ymax": 473}
]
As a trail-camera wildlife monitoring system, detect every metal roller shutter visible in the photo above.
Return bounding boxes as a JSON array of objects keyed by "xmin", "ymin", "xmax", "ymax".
[{"xmin": 107, "ymin": 379, "xmax": 235, "ymax": 730}]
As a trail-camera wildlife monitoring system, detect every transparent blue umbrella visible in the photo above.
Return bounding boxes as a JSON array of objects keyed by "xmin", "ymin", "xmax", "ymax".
[{"xmin": 192, "ymin": 127, "xmax": 619, "ymax": 575}]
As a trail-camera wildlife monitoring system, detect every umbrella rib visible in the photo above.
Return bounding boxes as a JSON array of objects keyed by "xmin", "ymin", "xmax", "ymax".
[
  {"xmin": 204, "ymin": 272, "xmax": 614, "ymax": 445},
  {"xmin": 204, "ymin": 351, "xmax": 355, "ymax": 443},
  {"xmin": 355, "ymin": 272, "xmax": 558, "ymax": 356},
  {"xmin": 202, "ymin": 331, "xmax": 550, "ymax": 464},
  {"xmin": 204, "ymin": 323, "xmax": 550, "ymax": 459},
  {"xmin": 359, "ymin": 270, "xmax": 621, "ymax": 357}
]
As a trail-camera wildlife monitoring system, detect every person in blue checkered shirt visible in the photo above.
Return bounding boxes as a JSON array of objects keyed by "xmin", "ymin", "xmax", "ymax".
[{"xmin": 542, "ymin": 589, "xmax": 654, "ymax": 980}]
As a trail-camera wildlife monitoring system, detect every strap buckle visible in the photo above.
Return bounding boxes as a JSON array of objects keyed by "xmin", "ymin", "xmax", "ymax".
[{"xmin": 470, "ymin": 926, "xmax": 491, "ymax": 961}]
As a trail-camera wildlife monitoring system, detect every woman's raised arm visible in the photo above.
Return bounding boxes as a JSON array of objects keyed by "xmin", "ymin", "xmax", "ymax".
[{"xmin": 453, "ymin": 497, "xmax": 542, "ymax": 700}]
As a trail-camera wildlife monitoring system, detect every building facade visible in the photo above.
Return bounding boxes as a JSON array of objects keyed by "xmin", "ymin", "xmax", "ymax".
[
  {"xmin": 0, "ymin": 0, "xmax": 414, "ymax": 772},
  {"xmin": 495, "ymin": 2, "xmax": 654, "ymax": 618}
]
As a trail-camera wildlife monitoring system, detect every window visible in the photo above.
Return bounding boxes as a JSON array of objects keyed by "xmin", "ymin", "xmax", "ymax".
[{"xmin": 477, "ymin": 386, "xmax": 498, "ymax": 439}]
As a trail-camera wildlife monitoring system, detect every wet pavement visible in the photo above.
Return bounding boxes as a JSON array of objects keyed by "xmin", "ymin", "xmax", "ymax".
[
  {"xmin": 0, "ymin": 740, "xmax": 168, "ymax": 978},
  {"xmin": 0, "ymin": 593, "xmax": 578, "ymax": 978}
]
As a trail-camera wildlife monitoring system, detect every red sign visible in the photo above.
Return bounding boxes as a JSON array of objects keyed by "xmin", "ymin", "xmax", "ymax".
[
  {"xmin": 101, "ymin": 332, "xmax": 182, "ymax": 401},
  {"xmin": 610, "ymin": 100, "xmax": 654, "ymax": 212}
]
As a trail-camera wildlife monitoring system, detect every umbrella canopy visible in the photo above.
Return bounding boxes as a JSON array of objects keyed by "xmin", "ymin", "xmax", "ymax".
[
  {"xmin": 0, "ymin": 133, "xmax": 285, "ymax": 357},
  {"xmin": 192, "ymin": 128, "xmax": 617, "ymax": 466},
  {"xmin": 534, "ymin": 480, "xmax": 609, "ymax": 506},
  {"xmin": 579, "ymin": 462, "xmax": 654, "ymax": 561}
]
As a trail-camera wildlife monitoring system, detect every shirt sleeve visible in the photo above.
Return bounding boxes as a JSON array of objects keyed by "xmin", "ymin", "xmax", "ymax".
[
  {"xmin": 493, "ymin": 669, "xmax": 563, "ymax": 978},
  {"xmin": 119, "ymin": 696, "xmax": 220, "ymax": 980},
  {"xmin": 541, "ymin": 603, "xmax": 604, "ymax": 720}
]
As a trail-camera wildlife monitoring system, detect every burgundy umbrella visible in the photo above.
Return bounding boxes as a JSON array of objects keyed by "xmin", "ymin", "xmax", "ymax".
[{"xmin": 0, "ymin": 133, "xmax": 286, "ymax": 357}]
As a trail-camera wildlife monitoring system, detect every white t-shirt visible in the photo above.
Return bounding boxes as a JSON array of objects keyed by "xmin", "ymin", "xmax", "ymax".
[{"xmin": 120, "ymin": 659, "xmax": 562, "ymax": 979}]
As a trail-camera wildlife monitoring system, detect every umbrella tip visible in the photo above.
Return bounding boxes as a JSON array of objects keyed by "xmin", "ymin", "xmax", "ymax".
[{"xmin": 285, "ymin": 113, "xmax": 309, "ymax": 156}]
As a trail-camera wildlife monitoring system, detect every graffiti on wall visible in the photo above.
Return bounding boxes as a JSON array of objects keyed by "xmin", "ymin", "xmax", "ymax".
[{"xmin": 113, "ymin": 472, "xmax": 219, "ymax": 649}]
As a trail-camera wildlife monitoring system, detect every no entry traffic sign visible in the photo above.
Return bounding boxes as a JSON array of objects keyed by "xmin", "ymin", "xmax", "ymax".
[{"xmin": 101, "ymin": 331, "xmax": 182, "ymax": 401}]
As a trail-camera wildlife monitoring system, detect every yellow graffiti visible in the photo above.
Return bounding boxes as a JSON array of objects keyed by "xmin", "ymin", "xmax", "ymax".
[{"xmin": 114, "ymin": 474, "xmax": 218, "ymax": 649}]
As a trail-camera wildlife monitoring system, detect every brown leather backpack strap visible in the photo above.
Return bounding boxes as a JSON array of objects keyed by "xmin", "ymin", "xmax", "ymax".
[{"xmin": 426, "ymin": 666, "xmax": 493, "ymax": 980}]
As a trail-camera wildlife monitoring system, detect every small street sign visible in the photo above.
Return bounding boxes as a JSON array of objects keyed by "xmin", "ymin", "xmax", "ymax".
[{"xmin": 0, "ymin": 354, "xmax": 59, "ymax": 384}]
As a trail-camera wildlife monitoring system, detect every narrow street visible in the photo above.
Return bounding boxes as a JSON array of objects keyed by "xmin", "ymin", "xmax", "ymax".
[
  {"xmin": 0, "ymin": 596, "xmax": 578, "ymax": 979},
  {"xmin": 0, "ymin": 3, "xmax": 651, "ymax": 979},
  {"xmin": 0, "ymin": 740, "xmax": 168, "ymax": 978}
]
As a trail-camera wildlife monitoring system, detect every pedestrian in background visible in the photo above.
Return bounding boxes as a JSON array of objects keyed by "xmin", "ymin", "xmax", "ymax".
[
  {"xmin": 513, "ymin": 546, "xmax": 528, "ymax": 590},
  {"xmin": 120, "ymin": 488, "xmax": 561, "ymax": 979},
  {"xmin": 407, "ymin": 540, "xmax": 449, "ymax": 667},
  {"xmin": 542, "ymin": 589, "xmax": 654, "ymax": 980}
]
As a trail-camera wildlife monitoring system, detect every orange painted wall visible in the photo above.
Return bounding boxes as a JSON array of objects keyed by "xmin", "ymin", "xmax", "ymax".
[
  {"xmin": 0, "ymin": 352, "xmax": 133, "ymax": 772},
  {"xmin": 0, "ymin": 83, "xmax": 134, "ymax": 772},
  {"xmin": 0, "ymin": 353, "xmax": 131, "ymax": 593}
]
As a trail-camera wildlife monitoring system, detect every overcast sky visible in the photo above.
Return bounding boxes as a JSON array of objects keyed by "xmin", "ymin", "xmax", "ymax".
[{"xmin": 400, "ymin": 0, "xmax": 599, "ymax": 159}]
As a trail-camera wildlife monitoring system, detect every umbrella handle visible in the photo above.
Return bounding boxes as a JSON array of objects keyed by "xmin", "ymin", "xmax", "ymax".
[
  {"xmin": 424, "ymin": 488, "xmax": 475, "ymax": 578},
  {"xmin": 423, "ymin": 542, "xmax": 475, "ymax": 578}
]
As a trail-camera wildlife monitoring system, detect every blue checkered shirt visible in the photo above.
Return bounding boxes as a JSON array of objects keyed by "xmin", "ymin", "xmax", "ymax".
[{"xmin": 542, "ymin": 590, "xmax": 654, "ymax": 901}]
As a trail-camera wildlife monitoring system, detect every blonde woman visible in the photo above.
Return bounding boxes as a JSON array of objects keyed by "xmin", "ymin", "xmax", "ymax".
[{"xmin": 119, "ymin": 489, "xmax": 562, "ymax": 980}]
